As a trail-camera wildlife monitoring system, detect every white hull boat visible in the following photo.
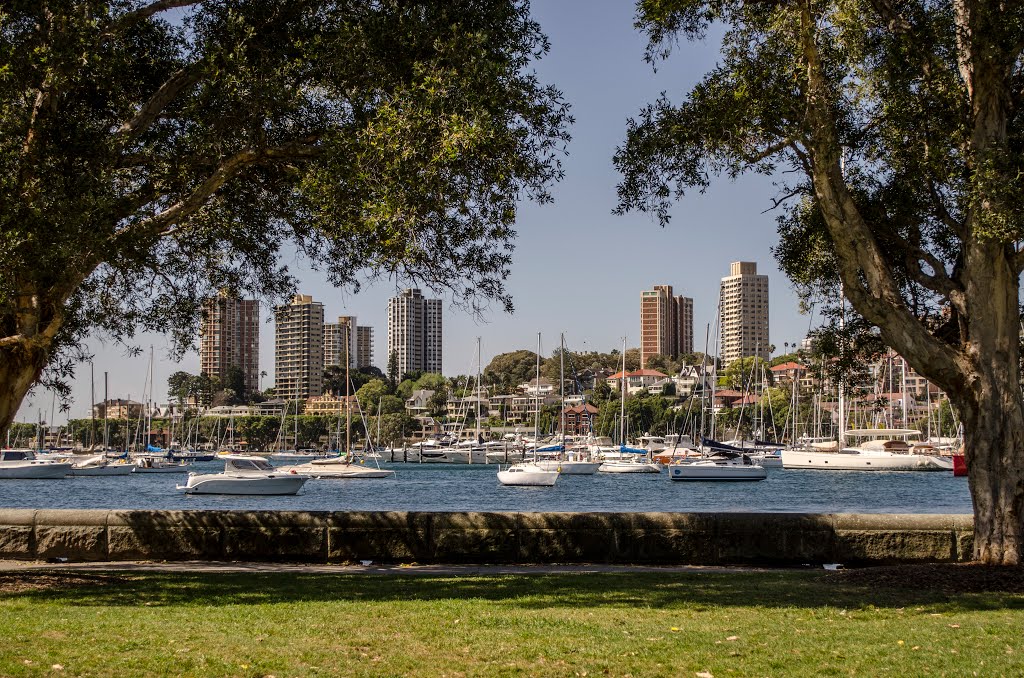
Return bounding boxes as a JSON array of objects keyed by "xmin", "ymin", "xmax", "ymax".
[
  {"xmin": 68, "ymin": 455, "xmax": 136, "ymax": 476},
  {"xmin": 280, "ymin": 458, "xmax": 395, "ymax": 479},
  {"xmin": 669, "ymin": 460, "xmax": 767, "ymax": 481},
  {"xmin": 497, "ymin": 463, "xmax": 559, "ymax": 486},
  {"xmin": 598, "ymin": 461, "xmax": 662, "ymax": 474},
  {"xmin": 134, "ymin": 457, "xmax": 192, "ymax": 473},
  {"xmin": 178, "ymin": 455, "xmax": 309, "ymax": 495},
  {"xmin": 533, "ymin": 459, "xmax": 601, "ymax": 475},
  {"xmin": 0, "ymin": 450, "xmax": 74, "ymax": 479},
  {"xmin": 781, "ymin": 448, "xmax": 953, "ymax": 471}
]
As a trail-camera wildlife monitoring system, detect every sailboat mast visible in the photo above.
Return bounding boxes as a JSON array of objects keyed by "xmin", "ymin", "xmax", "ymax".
[
  {"xmin": 345, "ymin": 322, "xmax": 351, "ymax": 457},
  {"xmin": 89, "ymin": 362, "xmax": 95, "ymax": 451},
  {"xmin": 619, "ymin": 336, "xmax": 626, "ymax": 446},
  {"xmin": 559, "ymin": 333, "xmax": 565, "ymax": 452},
  {"xmin": 533, "ymin": 333, "xmax": 541, "ymax": 449},
  {"xmin": 103, "ymin": 371, "xmax": 109, "ymax": 451},
  {"xmin": 474, "ymin": 337, "xmax": 481, "ymax": 464}
]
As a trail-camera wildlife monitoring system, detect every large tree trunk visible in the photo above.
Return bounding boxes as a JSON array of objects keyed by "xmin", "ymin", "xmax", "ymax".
[
  {"xmin": 958, "ymin": 384, "xmax": 1024, "ymax": 565},
  {"xmin": 0, "ymin": 338, "xmax": 52, "ymax": 439}
]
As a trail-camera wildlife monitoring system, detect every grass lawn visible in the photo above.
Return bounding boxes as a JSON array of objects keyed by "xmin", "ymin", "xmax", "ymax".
[{"xmin": 1, "ymin": 569, "xmax": 1022, "ymax": 677}]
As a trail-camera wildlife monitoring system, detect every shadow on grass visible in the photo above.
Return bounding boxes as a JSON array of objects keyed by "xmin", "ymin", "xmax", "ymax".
[{"xmin": 6, "ymin": 571, "xmax": 1024, "ymax": 613}]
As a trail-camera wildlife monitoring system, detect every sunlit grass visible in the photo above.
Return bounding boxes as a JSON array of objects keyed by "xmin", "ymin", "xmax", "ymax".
[{"xmin": 1, "ymin": 570, "xmax": 1022, "ymax": 676}]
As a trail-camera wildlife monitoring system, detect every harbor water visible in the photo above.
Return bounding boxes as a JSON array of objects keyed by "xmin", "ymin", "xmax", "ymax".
[{"xmin": 0, "ymin": 461, "xmax": 973, "ymax": 514}]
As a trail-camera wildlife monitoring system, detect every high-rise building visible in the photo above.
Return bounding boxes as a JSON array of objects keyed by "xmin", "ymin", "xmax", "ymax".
[
  {"xmin": 324, "ymin": 316, "xmax": 358, "ymax": 369},
  {"xmin": 324, "ymin": 316, "xmax": 376, "ymax": 370},
  {"xmin": 199, "ymin": 293, "xmax": 260, "ymax": 393},
  {"xmin": 719, "ymin": 261, "xmax": 770, "ymax": 366},
  {"xmin": 639, "ymin": 285, "xmax": 694, "ymax": 368},
  {"xmin": 356, "ymin": 325, "xmax": 374, "ymax": 369},
  {"xmin": 274, "ymin": 294, "xmax": 324, "ymax": 400},
  {"xmin": 387, "ymin": 288, "xmax": 442, "ymax": 376}
]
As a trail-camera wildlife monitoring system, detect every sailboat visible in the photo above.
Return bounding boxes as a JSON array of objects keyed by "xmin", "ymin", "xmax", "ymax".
[
  {"xmin": 599, "ymin": 337, "xmax": 660, "ymax": 473},
  {"xmin": 534, "ymin": 333, "xmax": 600, "ymax": 474},
  {"xmin": 497, "ymin": 333, "xmax": 559, "ymax": 486}
]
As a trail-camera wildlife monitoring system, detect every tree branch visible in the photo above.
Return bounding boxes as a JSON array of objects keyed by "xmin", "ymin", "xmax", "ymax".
[
  {"xmin": 101, "ymin": 0, "xmax": 203, "ymax": 41},
  {"xmin": 867, "ymin": 0, "xmax": 914, "ymax": 34},
  {"xmin": 798, "ymin": 0, "xmax": 966, "ymax": 393},
  {"xmin": 115, "ymin": 66, "xmax": 205, "ymax": 147},
  {"xmin": 116, "ymin": 140, "xmax": 322, "ymax": 241}
]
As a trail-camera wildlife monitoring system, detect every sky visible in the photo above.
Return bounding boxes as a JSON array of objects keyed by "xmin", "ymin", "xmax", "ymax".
[{"xmin": 17, "ymin": 0, "xmax": 820, "ymax": 426}]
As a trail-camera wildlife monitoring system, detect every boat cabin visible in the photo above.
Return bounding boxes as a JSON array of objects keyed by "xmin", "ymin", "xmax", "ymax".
[{"xmin": 223, "ymin": 456, "xmax": 276, "ymax": 473}]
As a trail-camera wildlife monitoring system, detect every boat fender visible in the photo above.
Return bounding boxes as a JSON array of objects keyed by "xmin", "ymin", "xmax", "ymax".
[{"xmin": 290, "ymin": 469, "xmax": 297, "ymax": 474}]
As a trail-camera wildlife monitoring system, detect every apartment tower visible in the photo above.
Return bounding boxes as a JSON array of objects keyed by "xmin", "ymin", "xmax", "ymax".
[
  {"xmin": 719, "ymin": 261, "xmax": 770, "ymax": 366},
  {"xmin": 639, "ymin": 285, "xmax": 694, "ymax": 368},
  {"xmin": 324, "ymin": 316, "xmax": 376, "ymax": 370},
  {"xmin": 387, "ymin": 289, "xmax": 442, "ymax": 376},
  {"xmin": 274, "ymin": 294, "xmax": 325, "ymax": 400},
  {"xmin": 199, "ymin": 293, "xmax": 260, "ymax": 393}
]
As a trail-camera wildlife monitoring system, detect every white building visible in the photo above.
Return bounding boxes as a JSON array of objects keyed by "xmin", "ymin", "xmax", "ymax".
[
  {"xmin": 719, "ymin": 261, "xmax": 769, "ymax": 367},
  {"xmin": 387, "ymin": 289, "xmax": 442, "ymax": 376}
]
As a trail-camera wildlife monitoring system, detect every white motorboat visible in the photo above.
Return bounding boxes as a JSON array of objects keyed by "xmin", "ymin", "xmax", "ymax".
[
  {"xmin": 67, "ymin": 454, "xmax": 136, "ymax": 476},
  {"xmin": 0, "ymin": 449, "xmax": 74, "ymax": 479},
  {"xmin": 782, "ymin": 429, "xmax": 954, "ymax": 471},
  {"xmin": 598, "ymin": 460, "xmax": 662, "ymax": 473},
  {"xmin": 497, "ymin": 462, "xmax": 559, "ymax": 486},
  {"xmin": 278, "ymin": 457, "xmax": 395, "ymax": 479},
  {"xmin": 668, "ymin": 458, "xmax": 768, "ymax": 481},
  {"xmin": 134, "ymin": 456, "xmax": 192, "ymax": 473},
  {"xmin": 177, "ymin": 455, "xmax": 309, "ymax": 495}
]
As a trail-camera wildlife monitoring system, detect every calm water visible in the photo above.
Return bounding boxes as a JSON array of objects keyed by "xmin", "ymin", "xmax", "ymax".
[{"xmin": 0, "ymin": 462, "xmax": 973, "ymax": 514}]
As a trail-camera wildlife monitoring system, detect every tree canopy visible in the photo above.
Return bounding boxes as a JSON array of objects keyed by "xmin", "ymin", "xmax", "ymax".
[
  {"xmin": 0, "ymin": 0, "xmax": 570, "ymax": 433},
  {"xmin": 615, "ymin": 0, "xmax": 1024, "ymax": 564}
]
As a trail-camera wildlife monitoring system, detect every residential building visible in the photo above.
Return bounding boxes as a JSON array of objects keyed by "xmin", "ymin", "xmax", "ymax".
[
  {"xmin": 274, "ymin": 294, "xmax": 325, "ymax": 400},
  {"xmin": 199, "ymin": 293, "xmax": 260, "ymax": 393},
  {"xmin": 92, "ymin": 399, "xmax": 144, "ymax": 420},
  {"xmin": 562, "ymin": 403, "xmax": 599, "ymax": 436},
  {"xmin": 639, "ymin": 285, "xmax": 694, "ymax": 368},
  {"xmin": 719, "ymin": 261, "xmax": 770, "ymax": 366},
  {"xmin": 304, "ymin": 393, "xmax": 357, "ymax": 417},
  {"xmin": 387, "ymin": 288, "xmax": 442, "ymax": 376},
  {"xmin": 356, "ymin": 325, "xmax": 374, "ymax": 369},
  {"xmin": 606, "ymin": 369, "xmax": 669, "ymax": 395},
  {"xmin": 323, "ymin": 316, "xmax": 358, "ymax": 369}
]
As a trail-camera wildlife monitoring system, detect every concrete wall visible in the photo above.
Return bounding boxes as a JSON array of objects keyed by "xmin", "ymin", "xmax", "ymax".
[{"xmin": 0, "ymin": 509, "xmax": 975, "ymax": 565}]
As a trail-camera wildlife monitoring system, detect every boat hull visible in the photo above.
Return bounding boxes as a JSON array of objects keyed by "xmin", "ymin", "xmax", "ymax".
[
  {"xmin": 281, "ymin": 462, "xmax": 395, "ymax": 479},
  {"xmin": 0, "ymin": 462, "xmax": 74, "ymax": 479},
  {"xmin": 497, "ymin": 464, "xmax": 558, "ymax": 486},
  {"xmin": 178, "ymin": 474, "xmax": 308, "ymax": 495},
  {"xmin": 669, "ymin": 462, "xmax": 767, "ymax": 481},
  {"xmin": 533, "ymin": 460, "xmax": 600, "ymax": 475},
  {"xmin": 781, "ymin": 449, "xmax": 953, "ymax": 471},
  {"xmin": 69, "ymin": 464, "xmax": 136, "ymax": 476},
  {"xmin": 598, "ymin": 462, "xmax": 661, "ymax": 473}
]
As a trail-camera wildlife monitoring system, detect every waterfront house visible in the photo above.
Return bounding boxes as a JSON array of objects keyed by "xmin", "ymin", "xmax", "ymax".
[{"xmin": 606, "ymin": 369, "xmax": 668, "ymax": 395}]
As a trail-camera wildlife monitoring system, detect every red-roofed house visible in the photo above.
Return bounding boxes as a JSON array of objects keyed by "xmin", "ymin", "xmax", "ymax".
[
  {"xmin": 561, "ymin": 403, "xmax": 599, "ymax": 436},
  {"xmin": 769, "ymin": 362, "xmax": 807, "ymax": 384},
  {"xmin": 606, "ymin": 369, "xmax": 669, "ymax": 395}
]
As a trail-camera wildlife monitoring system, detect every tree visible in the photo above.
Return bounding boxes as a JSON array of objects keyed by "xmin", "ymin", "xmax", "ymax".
[
  {"xmin": 485, "ymin": 349, "xmax": 541, "ymax": 392},
  {"xmin": 386, "ymin": 351, "xmax": 400, "ymax": 392},
  {"xmin": 167, "ymin": 371, "xmax": 194, "ymax": 406},
  {"xmin": 235, "ymin": 416, "xmax": 280, "ymax": 453},
  {"xmin": 356, "ymin": 379, "xmax": 389, "ymax": 415},
  {"xmin": 0, "ymin": 0, "xmax": 569, "ymax": 437},
  {"xmin": 615, "ymin": 0, "xmax": 1024, "ymax": 563}
]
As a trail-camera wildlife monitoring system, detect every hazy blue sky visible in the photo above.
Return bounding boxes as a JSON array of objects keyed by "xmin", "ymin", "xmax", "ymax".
[{"xmin": 18, "ymin": 0, "xmax": 819, "ymax": 425}]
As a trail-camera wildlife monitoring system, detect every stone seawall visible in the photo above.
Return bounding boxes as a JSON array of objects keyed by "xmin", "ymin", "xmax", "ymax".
[{"xmin": 0, "ymin": 510, "xmax": 974, "ymax": 565}]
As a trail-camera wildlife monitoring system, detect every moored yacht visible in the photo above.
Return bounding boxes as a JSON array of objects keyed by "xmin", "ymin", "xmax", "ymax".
[
  {"xmin": 177, "ymin": 455, "xmax": 309, "ymax": 495},
  {"xmin": 782, "ymin": 429, "xmax": 954, "ymax": 471},
  {"xmin": 67, "ymin": 454, "xmax": 136, "ymax": 476},
  {"xmin": 497, "ymin": 462, "xmax": 559, "ymax": 486},
  {"xmin": 0, "ymin": 449, "xmax": 74, "ymax": 479}
]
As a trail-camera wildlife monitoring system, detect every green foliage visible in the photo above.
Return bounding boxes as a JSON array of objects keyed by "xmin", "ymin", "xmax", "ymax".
[
  {"xmin": 356, "ymin": 379, "xmax": 390, "ymax": 415},
  {"xmin": 0, "ymin": 0, "xmax": 571, "ymax": 434},
  {"xmin": 484, "ymin": 350, "xmax": 540, "ymax": 392},
  {"xmin": 234, "ymin": 416, "xmax": 280, "ymax": 452}
]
